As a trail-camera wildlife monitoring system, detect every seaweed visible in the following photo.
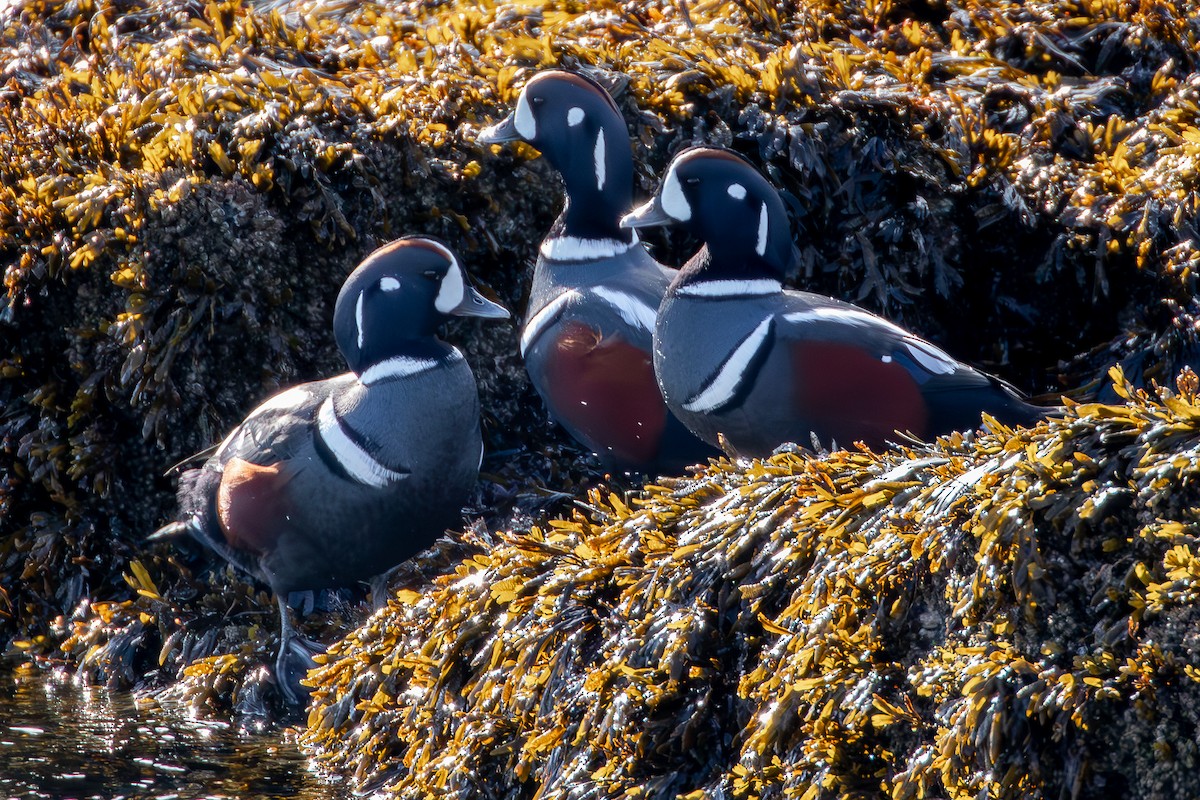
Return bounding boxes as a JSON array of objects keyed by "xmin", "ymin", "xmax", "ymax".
[
  {"xmin": 0, "ymin": 0, "xmax": 1196, "ymax": 766},
  {"xmin": 306, "ymin": 369, "xmax": 1200, "ymax": 798}
]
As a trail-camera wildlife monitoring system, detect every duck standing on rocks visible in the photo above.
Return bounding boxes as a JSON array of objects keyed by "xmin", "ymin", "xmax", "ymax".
[
  {"xmin": 620, "ymin": 146, "xmax": 1051, "ymax": 458},
  {"xmin": 152, "ymin": 237, "xmax": 508, "ymax": 703},
  {"xmin": 477, "ymin": 70, "xmax": 716, "ymax": 474}
]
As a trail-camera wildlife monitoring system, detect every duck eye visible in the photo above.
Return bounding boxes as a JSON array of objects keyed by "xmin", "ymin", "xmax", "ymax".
[
  {"xmin": 531, "ymin": 96, "xmax": 545, "ymax": 106},
  {"xmin": 422, "ymin": 269, "xmax": 441, "ymax": 281},
  {"xmin": 685, "ymin": 176, "xmax": 701, "ymax": 186}
]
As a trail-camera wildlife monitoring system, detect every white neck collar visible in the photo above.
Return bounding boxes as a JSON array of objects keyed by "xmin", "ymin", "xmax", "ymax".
[
  {"xmin": 358, "ymin": 351, "xmax": 460, "ymax": 386},
  {"xmin": 539, "ymin": 232, "xmax": 638, "ymax": 262},
  {"xmin": 675, "ymin": 279, "xmax": 782, "ymax": 298}
]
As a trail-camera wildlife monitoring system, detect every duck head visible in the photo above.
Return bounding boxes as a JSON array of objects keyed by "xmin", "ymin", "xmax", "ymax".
[
  {"xmin": 621, "ymin": 146, "xmax": 795, "ymax": 279},
  {"xmin": 479, "ymin": 70, "xmax": 635, "ymax": 240},
  {"xmin": 333, "ymin": 237, "xmax": 508, "ymax": 374}
]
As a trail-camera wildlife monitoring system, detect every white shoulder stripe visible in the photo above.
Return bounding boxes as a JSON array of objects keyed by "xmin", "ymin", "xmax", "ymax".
[
  {"xmin": 902, "ymin": 338, "xmax": 959, "ymax": 375},
  {"xmin": 359, "ymin": 354, "xmax": 451, "ymax": 385},
  {"xmin": 591, "ymin": 286, "xmax": 657, "ymax": 333},
  {"xmin": 539, "ymin": 235, "xmax": 636, "ymax": 262},
  {"xmin": 216, "ymin": 386, "xmax": 313, "ymax": 459},
  {"xmin": 676, "ymin": 279, "xmax": 782, "ymax": 298},
  {"xmin": 316, "ymin": 398, "xmax": 407, "ymax": 487},
  {"xmin": 250, "ymin": 386, "xmax": 313, "ymax": 416},
  {"xmin": 684, "ymin": 316, "xmax": 774, "ymax": 413},
  {"xmin": 521, "ymin": 290, "xmax": 582, "ymax": 356},
  {"xmin": 782, "ymin": 308, "xmax": 961, "ymax": 375},
  {"xmin": 782, "ymin": 307, "xmax": 887, "ymax": 328}
]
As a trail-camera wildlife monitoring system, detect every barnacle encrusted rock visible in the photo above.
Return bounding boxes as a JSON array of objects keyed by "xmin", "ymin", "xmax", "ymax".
[
  {"xmin": 1, "ymin": 0, "xmax": 1199, "ymax": 752},
  {"xmin": 306, "ymin": 370, "xmax": 1200, "ymax": 799}
]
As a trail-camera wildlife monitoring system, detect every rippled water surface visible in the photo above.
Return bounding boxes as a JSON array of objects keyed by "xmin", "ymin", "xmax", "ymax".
[{"xmin": 0, "ymin": 668, "xmax": 350, "ymax": 800}]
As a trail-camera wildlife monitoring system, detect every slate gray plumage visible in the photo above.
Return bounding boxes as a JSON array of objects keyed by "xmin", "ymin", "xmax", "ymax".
[
  {"xmin": 153, "ymin": 236, "xmax": 508, "ymax": 703},
  {"xmin": 479, "ymin": 70, "xmax": 715, "ymax": 473},
  {"xmin": 621, "ymin": 146, "xmax": 1051, "ymax": 457}
]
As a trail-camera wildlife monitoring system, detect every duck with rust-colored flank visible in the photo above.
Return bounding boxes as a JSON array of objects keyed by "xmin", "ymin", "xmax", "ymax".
[
  {"xmin": 620, "ymin": 146, "xmax": 1053, "ymax": 458},
  {"xmin": 152, "ymin": 236, "xmax": 508, "ymax": 704},
  {"xmin": 478, "ymin": 70, "xmax": 717, "ymax": 474}
]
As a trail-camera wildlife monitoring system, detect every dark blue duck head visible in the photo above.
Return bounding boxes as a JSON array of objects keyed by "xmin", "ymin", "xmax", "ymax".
[
  {"xmin": 621, "ymin": 146, "xmax": 794, "ymax": 279},
  {"xmin": 333, "ymin": 237, "xmax": 508, "ymax": 373},
  {"xmin": 478, "ymin": 70, "xmax": 634, "ymax": 239}
]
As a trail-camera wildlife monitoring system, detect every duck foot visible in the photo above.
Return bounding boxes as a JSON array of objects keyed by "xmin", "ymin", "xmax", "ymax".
[{"xmin": 274, "ymin": 594, "xmax": 326, "ymax": 707}]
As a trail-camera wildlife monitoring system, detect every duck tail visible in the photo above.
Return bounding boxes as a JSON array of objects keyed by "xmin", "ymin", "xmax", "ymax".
[{"xmin": 147, "ymin": 517, "xmax": 201, "ymax": 542}]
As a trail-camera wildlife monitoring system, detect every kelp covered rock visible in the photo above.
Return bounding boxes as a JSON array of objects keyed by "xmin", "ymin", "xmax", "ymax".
[
  {"xmin": 306, "ymin": 370, "xmax": 1200, "ymax": 798},
  {"xmin": 0, "ymin": 0, "xmax": 1198, "ymax": 733}
]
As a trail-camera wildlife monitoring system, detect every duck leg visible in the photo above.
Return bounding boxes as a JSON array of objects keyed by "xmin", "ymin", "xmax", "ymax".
[{"xmin": 274, "ymin": 594, "xmax": 323, "ymax": 706}]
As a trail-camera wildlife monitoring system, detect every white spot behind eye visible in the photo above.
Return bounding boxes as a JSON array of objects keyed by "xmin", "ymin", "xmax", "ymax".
[
  {"xmin": 755, "ymin": 202, "xmax": 769, "ymax": 257},
  {"xmin": 355, "ymin": 290, "xmax": 365, "ymax": 348},
  {"xmin": 380, "ymin": 276, "xmax": 401, "ymax": 291},
  {"xmin": 514, "ymin": 92, "xmax": 536, "ymax": 139},
  {"xmin": 661, "ymin": 165, "xmax": 691, "ymax": 222},
  {"xmin": 594, "ymin": 128, "xmax": 606, "ymax": 191},
  {"xmin": 727, "ymin": 183, "xmax": 747, "ymax": 200},
  {"xmin": 567, "ymin": 106, "xmax": 584, "ymax": 126},
  {"xmin": 434, "ymin": 255, "xmax": 465, "ymax": 313}
]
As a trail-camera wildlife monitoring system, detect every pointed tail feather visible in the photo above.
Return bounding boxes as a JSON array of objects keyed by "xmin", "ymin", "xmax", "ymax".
[{"xmin": 147, "ymin": 518, "xmax": 201, "ymax": 542}]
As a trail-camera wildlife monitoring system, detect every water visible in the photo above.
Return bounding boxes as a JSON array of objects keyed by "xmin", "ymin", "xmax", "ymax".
[{"xmin": 0, "ymin": 668, "xmax": 350, "ymax": 800}]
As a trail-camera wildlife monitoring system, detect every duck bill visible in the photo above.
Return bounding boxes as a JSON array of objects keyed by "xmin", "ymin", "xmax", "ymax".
[
  {"xmin": 451, "ymin": 284, "xmax": 510, "ymax": 319},
  {"xmin": 477, "ymin": 113, "xmax": 523, "ymax": 145},
  {"xmin": 620, "ymin": 197, "xmax": 673, "ymax": 229}
]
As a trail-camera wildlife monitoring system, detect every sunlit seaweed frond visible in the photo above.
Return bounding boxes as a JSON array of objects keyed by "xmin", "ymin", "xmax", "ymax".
[
  {"xmin": 1, "ymin": 0, "xmax": 1199, "ymax": 745},
  {"xmin": 307, "ymin": 368, "xmax": 1200, "ymax": 798}
]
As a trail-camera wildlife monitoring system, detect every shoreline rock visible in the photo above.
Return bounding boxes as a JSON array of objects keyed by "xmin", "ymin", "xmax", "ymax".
[{"xmin": 0, "ymin": 0, "xmax": 1198, "ymax": 794}]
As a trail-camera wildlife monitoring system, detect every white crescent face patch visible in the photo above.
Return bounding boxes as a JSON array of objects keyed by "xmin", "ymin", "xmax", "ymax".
[
  {"xmin": 660, "ymin": 163, "xmax": 691, "ymax": 222},
  {"xmin": 514, "ymin": 91, "xmax": 537, "ymax": 140},
  {"xmin": 434, "ymin": 253, "xmax": 465, "ymax": 314}
]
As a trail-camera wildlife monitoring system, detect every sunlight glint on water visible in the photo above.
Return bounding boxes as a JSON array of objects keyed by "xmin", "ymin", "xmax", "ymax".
[{"xmin": 0, "ymin": 668, "xmax": 349, "ymax": 800}]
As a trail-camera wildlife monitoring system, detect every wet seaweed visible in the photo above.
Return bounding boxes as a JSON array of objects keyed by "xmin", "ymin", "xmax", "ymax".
[
  {"xmin": 0, "ymin": 0, "xmax": 1197, "ymax": 764},
  {"xmin": 307, "ymin": 369, "xmax": 1200, "ymax": 798}
]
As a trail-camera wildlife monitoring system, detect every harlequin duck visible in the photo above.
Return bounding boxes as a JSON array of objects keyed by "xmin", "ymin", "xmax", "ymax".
[
  {"xmin": 477, "ymin": 70, "xmax": 716, "ymax": 474},
  {"xmin": 619, "ymin": 146, "xmax": 1051, "ymax": 457},
  {"xmin": 152, "ymin": 237, "xmax": 508, "ymax": 703}
]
